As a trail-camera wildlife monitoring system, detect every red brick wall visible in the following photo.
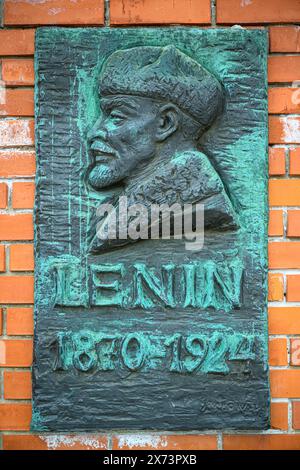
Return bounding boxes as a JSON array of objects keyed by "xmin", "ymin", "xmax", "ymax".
[{"xmin": 0, "ymin": 0, "xmax": 300, "ymax": 451}]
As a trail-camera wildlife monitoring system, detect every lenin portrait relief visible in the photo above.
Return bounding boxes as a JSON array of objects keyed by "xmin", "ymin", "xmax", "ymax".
[
  {"xmin": 33, "ymin": 28, "xmax": 269, "ymax": 432},
  {"xmin": 86, "ymin": 45, "xmax": 239, "ymax": 253}
]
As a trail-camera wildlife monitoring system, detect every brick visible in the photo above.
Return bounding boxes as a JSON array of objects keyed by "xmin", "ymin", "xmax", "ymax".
[
  {"xmin": 0, "ymin": 29, "xmax": 35, "ymax": 55},
  {"xmin": 290, "ymin": 338, "xmax": 300, "ymax": 366},
  {"xmin": 4, "ymin": 0, "xmax": 104, "ymax": 25},
  {"xmin": 271, "ymin": 370, "xmax": 300, "ymax": 398},
  {"xmin": 268, "ymin": 88, "xmax": 300, "ymax": 114},
  {"xmin": 270, "ymin": 26, "xmax": 300, "ymax": 52},
  {"xmin": 0, "ymin": 404, "xmax": 31, "ymax": 431},
  {"xmin": 0, "ymin": 89, "xmax": 34, "ymax": 117},
  {"xmin": 6, "ymin": 307, "xmax": 34, "ymax": 336},
  {"xmin": 268, "ymin": 273, "xmax": 284, "ymax": 301},
  {"xmin": 2, "ymin": 59, "xmax": 34, "ymax": 86},
  {"xmin": 0, "ymin": 214, "xmax": 33, "ymax": 240},
  {"xmin": 3, "ymin": 435, "xmax": 48, "ymax": 450},
  {"xmin": 0, "ymin": 339, "xmax": 33, "ymax": 366},
  {"xmin": 269, "ymin": 148, "xmax": 285, "ymax": 176},
  {"xmin": 0, "ymin": 119, "xmax": 34, "ymax": 147},
  {"xmin": 4, "ymin": 371, "xmax": 32, "ymax": 399},
  {"xmin": 110, "ymin": 0, "xmax": 211, "ymax": 25},
  {"xmin": 293, "ymin": 401, "xmax": 300, "ymax": 429},
  {"xmin": 269, "ymin": 307, "xmax": 300, "ymax": 334},
  {"xmin": 287, "ymin": 275, "xmax": 300, "ymax": 301},
  {"xmin": 290, "ymin": 148, "xmax": 300, "ymax": 176},
  {"xmin": 12, "ymin": 182, "xmax": 35, "ymax": 209},
  {"xmin": 223, "ymin": 434, "xmax": 300, "ymax": 450},
  {"xmin": 269, "ymin": 242, "xmax": 300, "ymax": 269},
  {"xmin": 217, "ymin": 0, "xmax": 300, "ymax": 24},
  {"xmin": 0, "ymin": 150, "xmax": 35, "ymax": 178},
  {"xmin": 0, "ymin": 182, "xmax": 8, "ymax": 209},
  {"xmin": 112, "ymin": 434, "xmax": 217, "ymax": 450},
  {"xmin": 269, "ymin": 180, "xmax": 300, "ymax": 206},
  {"xmin": 3, "ymin": 434, "xmax": 108, "ymax": 450},
  {"xmin": 270, "ymin": 242, "xmax": 300, "ymax": 270},
  {"xmin": 0, "ymin": 308, "xmax": 2, "ymax": 335},
  {"xmin": 268, "ymin": 211, "xmax": 283, "ymax": 237},
  {"xmin": 0, "ymin": 245, "xmax": 6, "ymax": 272},
  {"xmin": 269, "ymin": 338, "xmax": 288, "ymax": 366},
  {"xmin": 271, "ymin": 402, "xmax": 289, "ymax": 431},
  {"xmin": 0, "ymin": 276, "xmax": 34, "ymax": 303},
  {"xmin": 287, "ymin": 210, "xmax": 300, "ymax": 237},
  {"xmin": 269, "ymin": 116, "xmax": 300, "ymax": 144},
  {"xmin": 10, "ymin": 244, "xmax": 34, "ymax": 271},
  {"xmin": 268, "ymin": 56, "xmax": 300, "ymax": 83}
]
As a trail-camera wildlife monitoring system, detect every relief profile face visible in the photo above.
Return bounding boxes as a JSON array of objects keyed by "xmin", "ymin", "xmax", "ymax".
[{"xmin": 87, "ymin": 95, "xmax": 160, "ymax": 190}]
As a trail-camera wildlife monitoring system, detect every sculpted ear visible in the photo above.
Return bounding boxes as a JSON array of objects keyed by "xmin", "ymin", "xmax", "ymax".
[{"xmin": 156, "ymin": 104, "xmax": 179, "ymax": 142}]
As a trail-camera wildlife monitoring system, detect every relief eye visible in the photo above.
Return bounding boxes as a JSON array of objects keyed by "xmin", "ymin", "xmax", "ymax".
[{"xmin": 110, "ymin": 111, "xmax": 126, "ymax": 121}]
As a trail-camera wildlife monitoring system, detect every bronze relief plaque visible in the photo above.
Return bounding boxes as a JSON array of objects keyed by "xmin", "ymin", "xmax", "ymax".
[{"xmin": 32, "ymin": 27, "xmax": 269, "ymax": 431}]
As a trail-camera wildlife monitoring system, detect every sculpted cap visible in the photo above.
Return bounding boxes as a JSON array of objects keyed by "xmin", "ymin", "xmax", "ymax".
[{"xmin": 99, "ymin": 45, "xmax": 224, "ymax": 130}]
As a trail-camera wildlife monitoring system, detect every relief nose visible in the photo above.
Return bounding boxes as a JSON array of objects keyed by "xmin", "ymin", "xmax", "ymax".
[{"xmin": 87, "ymin": 120, "xmax": 107, "ymax": 145}]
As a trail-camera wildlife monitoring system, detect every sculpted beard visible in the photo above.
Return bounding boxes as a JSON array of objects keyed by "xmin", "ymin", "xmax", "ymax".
[{"xmin": 88, "ymin": 158, "xmax": 125, "ymax": 189}]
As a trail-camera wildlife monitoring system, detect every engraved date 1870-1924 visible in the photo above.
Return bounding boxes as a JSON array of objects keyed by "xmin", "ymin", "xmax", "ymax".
[{"xmin": 51, "ymin": 330, "xmax": 261, "ymax": 375}]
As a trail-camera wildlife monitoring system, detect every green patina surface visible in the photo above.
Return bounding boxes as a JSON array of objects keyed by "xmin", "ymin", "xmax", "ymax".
[{"xmin": 32, "ymin": 27, "xmax": 269, "ymax": 431}]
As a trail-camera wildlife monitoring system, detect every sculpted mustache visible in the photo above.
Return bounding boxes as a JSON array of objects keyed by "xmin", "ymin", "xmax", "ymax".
[{"xmin": 90, "ymin": 141, "xmax": 116, "ymax": 155}]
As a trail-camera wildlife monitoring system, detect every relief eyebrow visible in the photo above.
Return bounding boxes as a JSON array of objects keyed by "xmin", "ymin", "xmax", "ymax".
[{"xmin": 101, "ymin": 97, "xmax": 138, "ymax": 111}]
